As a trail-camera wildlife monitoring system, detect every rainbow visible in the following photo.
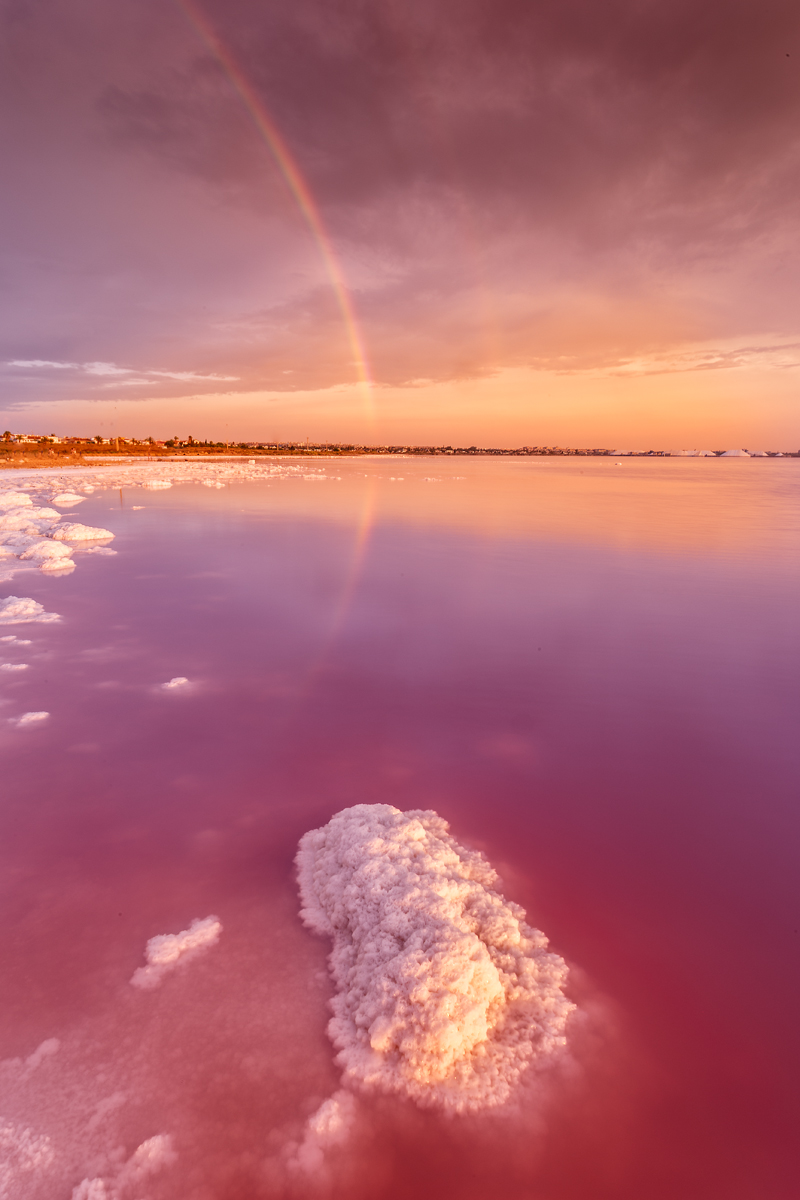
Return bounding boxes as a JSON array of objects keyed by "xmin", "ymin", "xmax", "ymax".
[{"xmin": 176, "ymin": 0, "xmax": 374, "ymax": 420}]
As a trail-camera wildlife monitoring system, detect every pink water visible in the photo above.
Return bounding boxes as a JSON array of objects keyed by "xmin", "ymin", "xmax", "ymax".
[{"xmin": 1, "ymin": 458, "xmax": 798, "ymax": 1198}]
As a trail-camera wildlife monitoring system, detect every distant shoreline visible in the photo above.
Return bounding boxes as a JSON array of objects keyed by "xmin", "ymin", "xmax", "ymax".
[{"xmin": 1, "ymin": 445, "xmax": 797, "ymax": 470}]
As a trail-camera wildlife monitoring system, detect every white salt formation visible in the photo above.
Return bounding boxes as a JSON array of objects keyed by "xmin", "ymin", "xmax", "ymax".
[
  {"xmin": 0, "ymin": 1119, "xmax": 54, "ymax": 1198},
  {"xmin": 0, "ymin": 597, "xmax": 59, "ymax": 624},
  {"xmin": 23, "ymin": 1038, "xmax": 60, "ymax": 1072},
  {"xmin": 130, "ymin": 915, "xmax": 222, "ymax": 990},
  {"xmin": 20, "ymin": 540, "xmax": 74, "ymax": 564},
  {"xmin": 0, "ymin": 505, "xmax": 59, "ymax": 528},
  {"xmin": 289, "ymin": 1090, "xmax": 358, "ymax": 1176},
  {"xmin": 50, "ymin": 493, "xmax": 85, "ymax": 506},
  {"xmin": 71, "ymin": 1133, "xmax": 176, "ymax": 1200},
  {"xmin": 0, "ymin": 492, "xmax": 33, "ymax": 509},
  {"xmin": 296, "ymin": 805, "xmax": 574, "ymax": 1113},
  {"xmin": 10, "ymin": 712, "xmax": 50, "ymax": 727},
  {"xmin": 52, "ymin": 522, "xmax": 114, "ymax": 542}
]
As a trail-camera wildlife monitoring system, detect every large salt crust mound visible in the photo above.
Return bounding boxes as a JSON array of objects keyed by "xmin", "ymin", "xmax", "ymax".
[{"xmin": 296, "ymin": 804, "xmax": 574, "ymax": 1113}]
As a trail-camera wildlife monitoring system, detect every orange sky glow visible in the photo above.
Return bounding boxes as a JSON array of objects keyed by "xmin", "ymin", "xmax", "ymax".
[{"xmin": 1, "ymin": 1, "xmax": 798, "ymax": 446}]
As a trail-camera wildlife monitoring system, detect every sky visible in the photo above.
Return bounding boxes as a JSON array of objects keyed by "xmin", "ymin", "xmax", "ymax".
[{"xmin": 1, "ymin": 0, "xmax": 799, "ymax": 447}]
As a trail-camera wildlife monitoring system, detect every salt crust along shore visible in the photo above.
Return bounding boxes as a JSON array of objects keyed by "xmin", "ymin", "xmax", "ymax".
[
  {"xmin": 0, "ymin": 460, "xmax": 338, "ymax": 583},
  {"xmin": 297, "ymin": 804, "xmax": 574, "ymax": 1115}
]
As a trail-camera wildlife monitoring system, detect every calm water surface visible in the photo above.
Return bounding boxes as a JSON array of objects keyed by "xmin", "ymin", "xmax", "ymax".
[{"xmin": 1, "ymin": 457, "xmax": 798, "ymax": 1199}]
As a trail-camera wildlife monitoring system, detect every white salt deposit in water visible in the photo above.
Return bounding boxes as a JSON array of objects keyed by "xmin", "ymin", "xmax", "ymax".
[
  {"xmin": 10, "ymin": 711, "xmax": 50, "ymax": 727},
  {"xmin": 130, "ymin": 916, "xmax": 222, "ymax": 990},
  {"xmin": 296, "ymin": 804, "xmax": 574, "ymax": 1114},
  {"xmin": 1, "ymin": 663, "xmax": 29, "ymax": 671},
  {"xmin": 0, "ymin": 597, "xmax": 60, "ymax": 624},
  {"xmin": 0, "ymin": 490, "xmax": 65, "ymax": 577},
  {"xmin": 52, "ymin": 523, "xmax": 114, "ymax": 542},
  {"xmin": 286, "ymin": 1089, "xmax": 359, "ymax": 1177},
  {"xmin": 162, "ymin": 677, "xmax": 189, "ymax": 690},
  {"xmin": 70, "ymin": 1133, "xmax": 177, "ymax": 1200},
  {"xmin": 20, "ymin": 540, "xmax": 73, "ymax": 562},
  {"xmin": 41, "ymin": 558, "xmax": 75, "ymax": 573},
  {"xmin": 0, "ymin": 1119, "xmax": 55, "ymax": 1198},
  {"xmin": 22, "ymin": 1039, "xmax": 60, "ymax": 1072},
  {"xmin": 50, "ymin": 493, "xmax": 85, "ymax": 507},
  {"xmin": 0, "ymin": 492, "xmax": 33, "ymax": 510}
]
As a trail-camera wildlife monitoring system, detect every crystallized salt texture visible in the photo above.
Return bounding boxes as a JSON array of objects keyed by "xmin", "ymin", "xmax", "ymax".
[
  {"xmin": 0, "ymin": 597, "xmax": 60, "ymax": 624},
  {"xmin": 26, "ymin": 507, "xmax": 60, "ymax": 522},
  {"xmin": 52, "ymin": 523, "xmax": 114, "ymax": 542},
  {"xmin": 16, "ymin": 541, "xmax": 76, "ymax": 573},
  {"xmin": 0, "ymin": 507, "xmax": 60, "ymax": 531},
  {"xmin": 130, "ymin": 915, "xmax": 222, "ymax": 989},
  {"xmin": 296, "ymin": 804, "xmax": 574, "ymax": 1113},
  {"xmin": 40, "ymin": 557, "xmax": 75, "ymax": 573},
  {"xmin": 20, "ymin": 540, "xmax": 73, "ymax": 562},
  {"xmin": 0, "ymin": 1119, "xmax": 55, "ymax": 1197},
  {"xmin": 71, "ymin": 1134, "xmax": 176, "ymax": 1200},
  {"xmin": 289, "ymin": 1090, "xmax": 358, "ymax": 1175},
  {"xmin": 0, "ymin": 492, "xmax": 33, "ymax": 510},
  {"xmin": 23, "ymin": 1038, "xmax": 60, "ymax": 1071},
  {"xmin": 50, "ymin": 493, "xmax": 85, "ymax": 506}
]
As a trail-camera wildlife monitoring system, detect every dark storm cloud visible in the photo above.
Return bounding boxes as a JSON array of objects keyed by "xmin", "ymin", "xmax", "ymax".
[
  {"xmin": 1, "ymin": 0, "xmax": 799, "ymax": 404},
  {"xmin": 150, "ymin": 0, "xmax": 800, "ymax": 236}
]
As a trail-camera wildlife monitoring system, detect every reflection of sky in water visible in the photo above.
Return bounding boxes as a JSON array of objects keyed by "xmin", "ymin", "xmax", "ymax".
[{"xmin": 0, "ymin": 459, "xmax": 798, "ymax": 1198}]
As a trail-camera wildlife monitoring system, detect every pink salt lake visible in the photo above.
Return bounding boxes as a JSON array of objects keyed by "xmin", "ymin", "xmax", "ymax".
[{"xmin": 0, "ymin": 456, "xmax": 798, "ymax": 1199}]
